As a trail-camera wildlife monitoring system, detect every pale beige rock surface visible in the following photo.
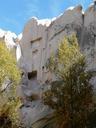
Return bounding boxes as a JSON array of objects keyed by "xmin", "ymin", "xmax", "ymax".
[{"xmin": 17, "ymin": 3, "xmax": 96, "ymax": 127}]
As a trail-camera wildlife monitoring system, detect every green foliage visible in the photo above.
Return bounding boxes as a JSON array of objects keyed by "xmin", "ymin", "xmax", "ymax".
[
  {"xmin": 0, "ymin": 94, "xmax": 21, "ymax": 128},
  {"xmin": 0, "ymin": 41, "xmax": 21, "ymax": 128},
  {"xmin": 0, "ymin": 41, "xmax": 20, "ymax": 85},
  {"xmin": 32, "ymin": 34, "xmax": 94, "ymax": 128},
  {"xmin": 46, "ymin": 34, "xmax": 84, "ymax": 79}
]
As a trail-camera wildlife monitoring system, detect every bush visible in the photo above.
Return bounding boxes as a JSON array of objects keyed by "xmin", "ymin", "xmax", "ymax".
[
  {"xmin": 32, "ymin": 34, "xmax": 95, "ymax": 128},
  {"xmin": 0, "ymin": 41, "xmax": 21, "ymax": 128}
]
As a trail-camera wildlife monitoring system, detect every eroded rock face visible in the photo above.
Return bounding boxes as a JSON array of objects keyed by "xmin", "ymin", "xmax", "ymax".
[
  {"xmin": 0, "ymin": 29, "xmax": 17, "ymax": 49},
  {"xmin": 81, "ymin": 5, "xmax": 96, "ymax": 71},
  {"xmin": 20, "ymin": 5, "xmax": 83, "ymax": 83},
  {"xmin": 19, "ymin": 3, "xmax": 96, "ymax": 127},
  {"xmin": 0, "ymin": 29, "xmax": 22, "ymax": 62}
]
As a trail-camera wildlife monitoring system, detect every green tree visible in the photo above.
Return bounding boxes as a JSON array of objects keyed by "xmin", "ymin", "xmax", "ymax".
[
  {"xmin": 0, "ymin": 41, "xmax": 21, "ymax": 128},
  {"xmin": 32, "ymin": 34, "xmax": 94, "ymax": 128}
]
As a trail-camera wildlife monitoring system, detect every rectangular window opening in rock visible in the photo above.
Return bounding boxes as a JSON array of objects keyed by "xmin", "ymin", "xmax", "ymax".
[
  {"xmin": 42, "ymin": 66, "xmax": 44, "ymax": 70},
  {"xmin": 30, "ymin": 37, "xmax": 42, "ymax": 44},
  {"xmin": 28, "ymin": 71, "xmax": 37, "ymax": 80},
  {"xmin": 32, "ymin": 49, "xmax": 38, "ymax": 54}
]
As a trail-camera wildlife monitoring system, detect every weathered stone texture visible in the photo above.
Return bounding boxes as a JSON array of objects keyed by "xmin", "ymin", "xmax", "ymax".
[
  {"xmin": 19, "ymin": 4, "xmax": 96, "ymax": 127},
  {"xmin": 20, "ymin": 5, "xmax": 84, "ymax": 83}
]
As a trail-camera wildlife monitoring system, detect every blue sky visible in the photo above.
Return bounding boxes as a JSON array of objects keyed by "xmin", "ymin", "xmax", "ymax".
[{"xmin": 0, "ymin": 0, "xmax": 93, "ymax": 34}]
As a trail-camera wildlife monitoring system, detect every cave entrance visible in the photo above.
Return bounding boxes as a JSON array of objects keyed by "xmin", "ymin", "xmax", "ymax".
[{"xmin": 28, "ymin": 71, "xmax": 37, "ymax": 80}]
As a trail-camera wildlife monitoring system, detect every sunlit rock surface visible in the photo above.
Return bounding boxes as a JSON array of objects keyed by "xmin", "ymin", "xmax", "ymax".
[
  {"xmin": 18, "ymin": 3, "xmax": 96, "ymax": 127},
  {"xmin": 1, "ymin": 3, "xmax": 96, "ymax": 127},
  {"xmin": 0, "ymin": 29, "xmax": 22, "ymax": 61}
]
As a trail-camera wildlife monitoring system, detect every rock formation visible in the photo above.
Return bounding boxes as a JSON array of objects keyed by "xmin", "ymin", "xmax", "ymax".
[
  {"xmin": 0, "ymin": 29, "xmax": 22, "ymax": 62},
  {"xmin": 17, "ymin": 3, "xmax": 96, "ymax": 127},
  {"xmin": 1, "ymin": 2, "xmax": 96, "ymax": 127}
]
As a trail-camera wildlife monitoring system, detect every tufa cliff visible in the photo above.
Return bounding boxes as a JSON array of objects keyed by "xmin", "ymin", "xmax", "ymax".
[
  {"xmin": 1, "ymin": 3, "xmax": 96, "ymax": 127},
  {"xmin": 17, "ymin": 3, "xmax": 96, "ymax": 127}
]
